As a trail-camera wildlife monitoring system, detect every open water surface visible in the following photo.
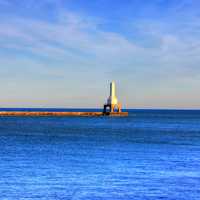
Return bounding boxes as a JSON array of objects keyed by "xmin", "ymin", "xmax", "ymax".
[{"xmin": 0, "ymin": 109, "xmax": 200, "ymax": 200}]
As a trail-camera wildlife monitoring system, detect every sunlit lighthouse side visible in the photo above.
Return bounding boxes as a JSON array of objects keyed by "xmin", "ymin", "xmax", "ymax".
[{"xmin": 103, "ymin": 81, "xmax": 122, "ymax": 114}]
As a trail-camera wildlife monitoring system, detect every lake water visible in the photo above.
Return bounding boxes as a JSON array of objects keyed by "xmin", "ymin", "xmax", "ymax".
[{"xmin": 0, "ymin": 109, "xmax": 200, "ymax": 200}]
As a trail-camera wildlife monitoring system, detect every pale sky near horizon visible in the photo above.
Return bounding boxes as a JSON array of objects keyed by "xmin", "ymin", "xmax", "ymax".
[{"xmin": 0, "ymin": 0, "xmax": 200, "ymax": 109}]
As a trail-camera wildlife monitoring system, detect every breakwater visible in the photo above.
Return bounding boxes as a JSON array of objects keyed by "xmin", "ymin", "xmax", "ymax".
[{"xmin": 0, "ymin": 111, "xmax": 128, "ymax": 117}]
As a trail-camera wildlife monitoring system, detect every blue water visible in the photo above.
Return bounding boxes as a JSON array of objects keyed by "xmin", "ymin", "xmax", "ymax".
[{"xmin": 0, "ymin": 109, "xmax": 200, "ymax": 200}]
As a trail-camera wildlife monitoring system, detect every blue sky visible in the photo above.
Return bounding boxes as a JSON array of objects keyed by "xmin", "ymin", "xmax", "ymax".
[{"xmin": 0, "ymin": 0, "xmax": 200, "ymax": 108}]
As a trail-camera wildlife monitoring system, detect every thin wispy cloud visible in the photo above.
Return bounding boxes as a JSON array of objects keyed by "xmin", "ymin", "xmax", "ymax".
[{"xmin": 0, "ymin": 12, "xmax": 140, "ymax": 62}]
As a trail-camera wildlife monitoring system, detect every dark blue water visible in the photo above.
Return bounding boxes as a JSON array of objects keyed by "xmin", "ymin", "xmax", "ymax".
[{"xmin": 0, "ymin": 109, "xmax": 200, "ymax": 200}]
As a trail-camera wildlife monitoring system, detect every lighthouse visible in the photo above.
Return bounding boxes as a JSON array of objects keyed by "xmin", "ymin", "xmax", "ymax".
[{"xmin": 103, "ymin": 81, "xmax": 122, "ymax": 114}]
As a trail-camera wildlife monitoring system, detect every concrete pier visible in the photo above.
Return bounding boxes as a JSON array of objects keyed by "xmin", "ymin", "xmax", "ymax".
[{"xmin": 0, "ymin": 111, "xmax": 128, "ymax": 117}]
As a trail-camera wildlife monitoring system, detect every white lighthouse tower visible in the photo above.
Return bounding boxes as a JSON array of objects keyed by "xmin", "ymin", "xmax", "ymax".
[
  {"xmin": 107, "ymin": 81, "xmax": 118, "ymax": 105},
  {"xmin": 103, "ymin": 81, "xmax": 122, "ymax": 113}
]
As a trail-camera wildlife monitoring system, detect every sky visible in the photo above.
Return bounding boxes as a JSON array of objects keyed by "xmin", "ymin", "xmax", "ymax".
[{"xmin": 0, "ymin": 0, "xmax": 200, "ymax": 109}]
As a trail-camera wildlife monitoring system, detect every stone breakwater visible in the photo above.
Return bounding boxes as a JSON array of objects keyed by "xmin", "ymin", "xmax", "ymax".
[{"xmin": 0, "ymin": 111, "xmax": 128, "ymax": 117}]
